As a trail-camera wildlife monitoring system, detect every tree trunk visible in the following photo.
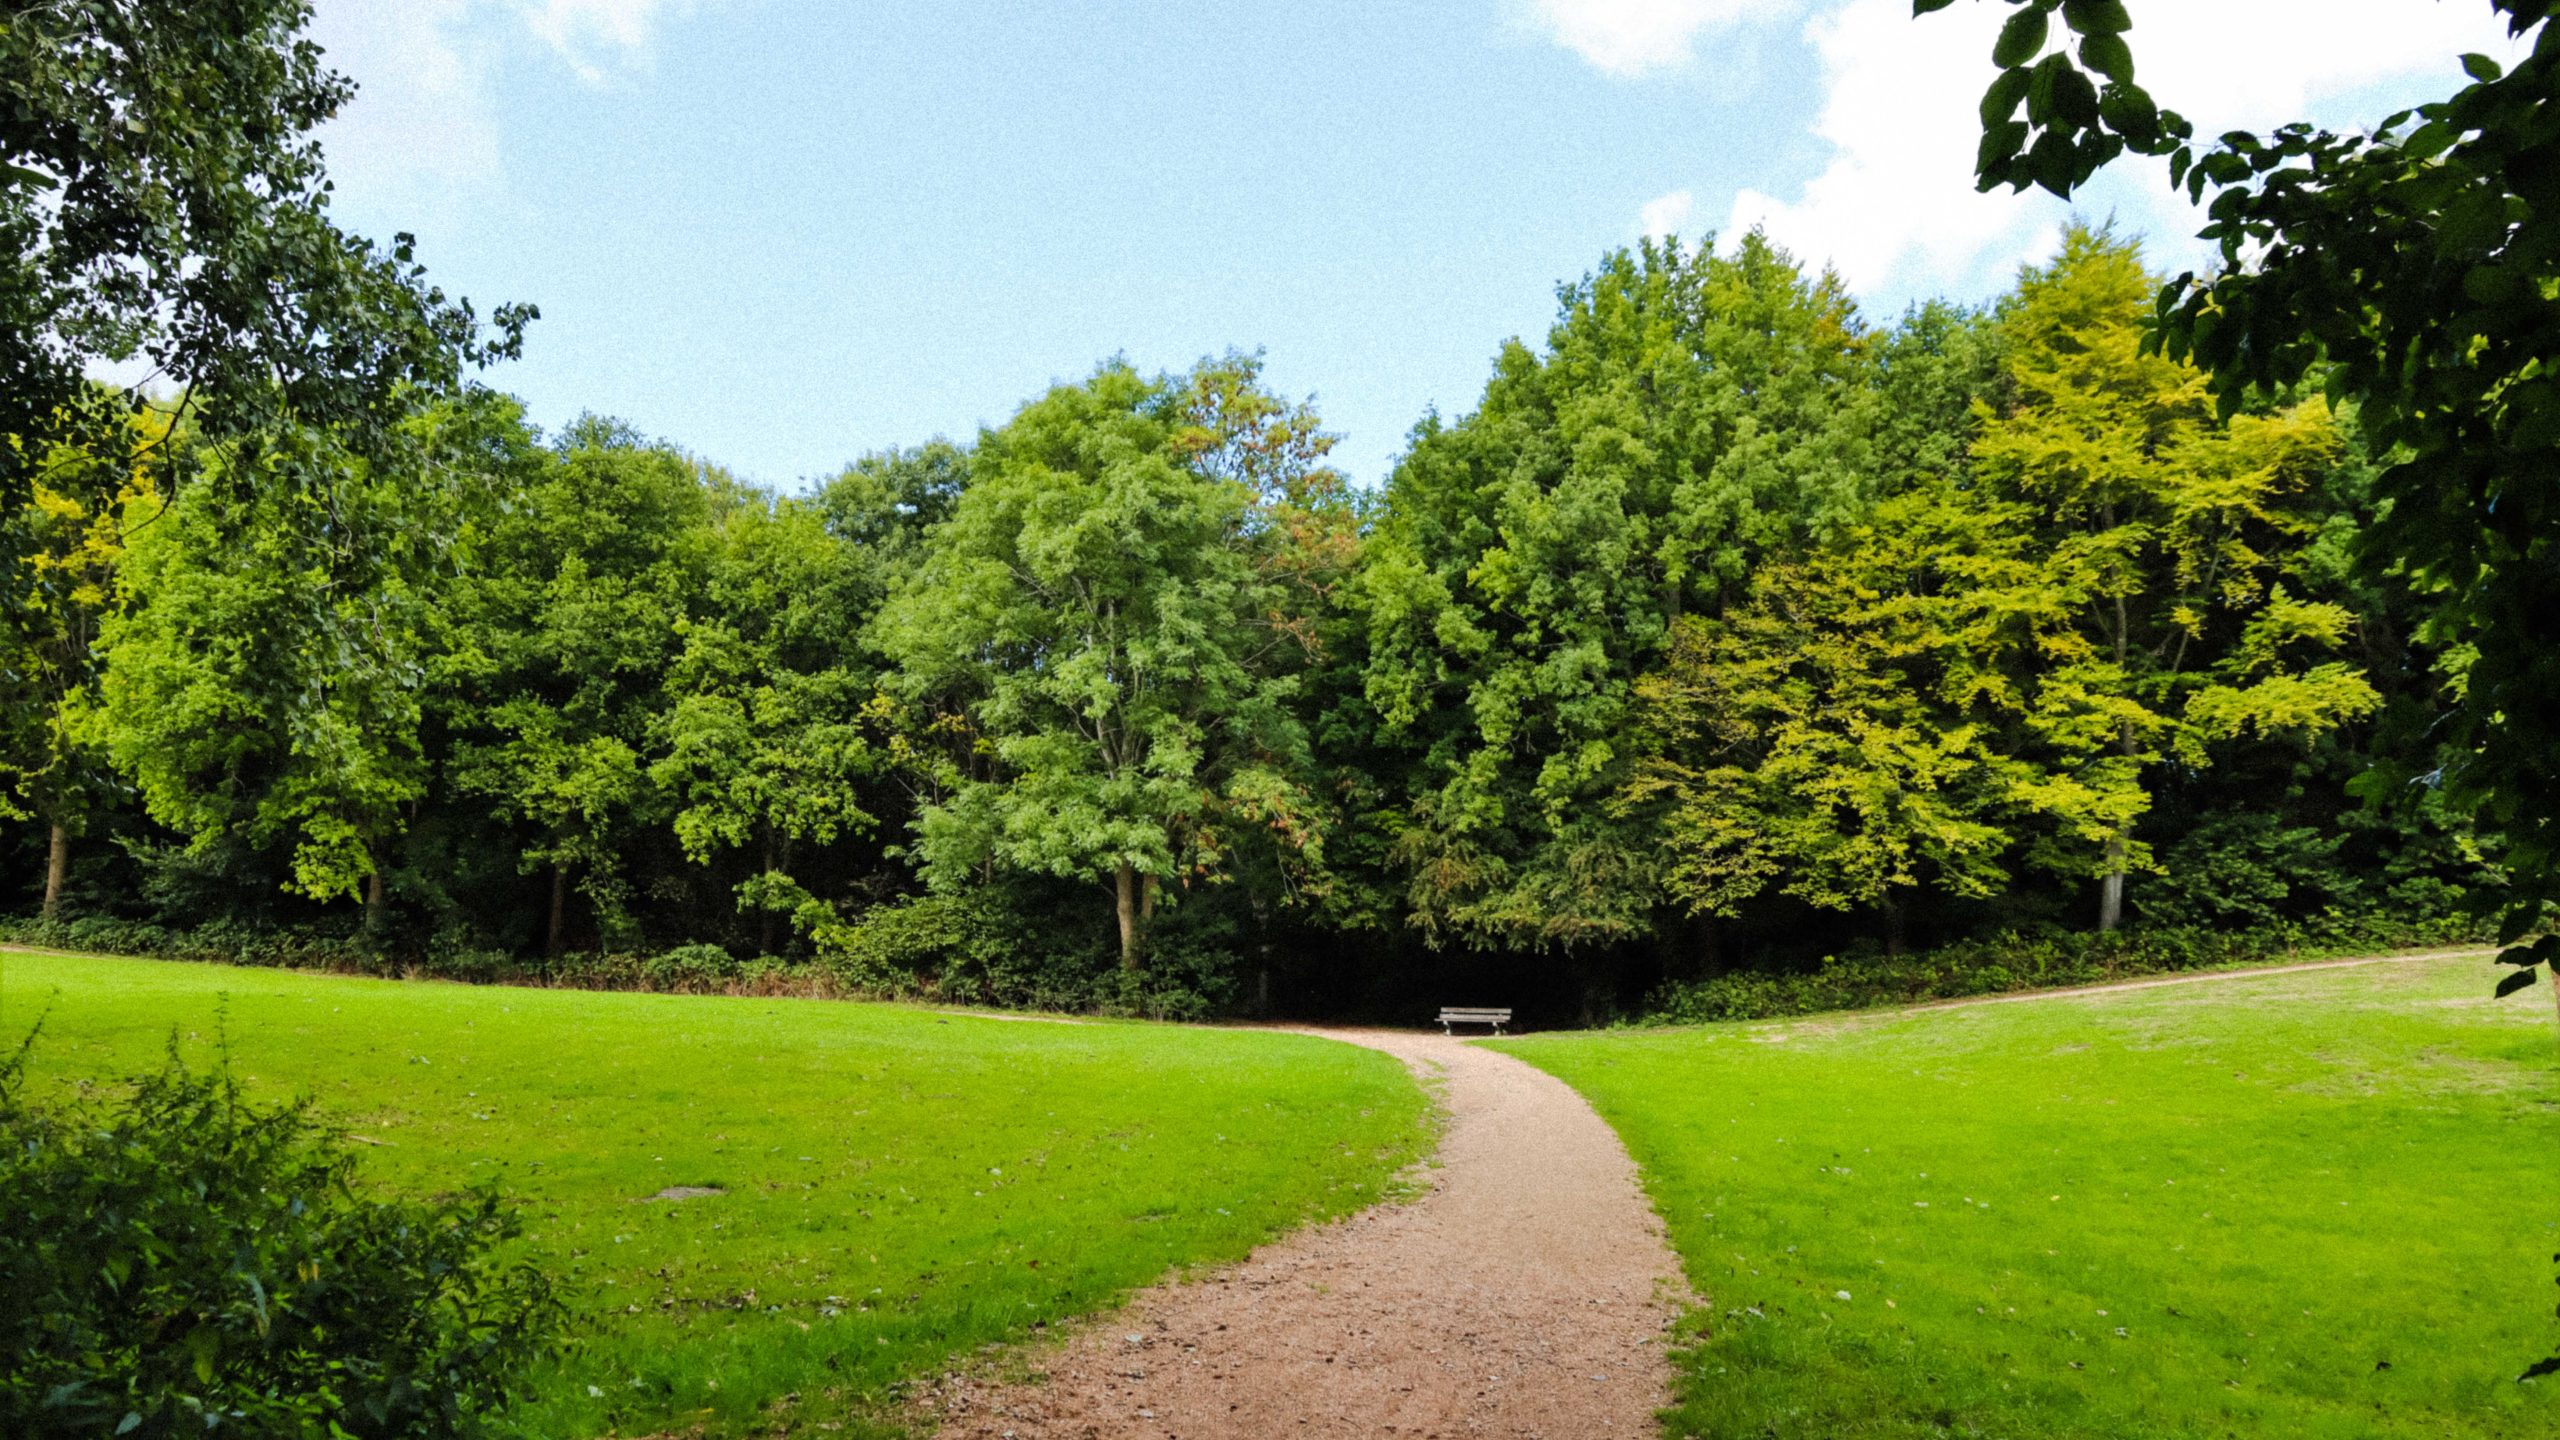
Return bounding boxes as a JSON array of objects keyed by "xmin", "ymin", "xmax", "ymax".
[
  {"xmin": 1249, "ymin": 898, "xmax": 1274, "ymax": 1018},
  {"xmin": 548, "ymin": 863, "xmax": 570, "ymax": 959},
  {"xmin": 40, "ymin": 822, "xmax": 68, "ymax": 924},
  {"xmin": 363, "ymin": 865, "xmax": 386, "ymax": 938},
  {"xmin": 2099, "ymin": 712, "xmax": 2140, "ymax": 937},
  {"xmin": 1693, "ymin": 912, "xmax": 1723, "ymax": 977},
  {"xmin": 1577, "ymin": 952, "xmax": 1604, "ymax": 1028},
  {"xmin": 1884, "ymin": 894, "xmax": 1910, "ymax": 958},
  {"xmin": 1114, "ymin": 862, "xmax": 1144, "ymax": 971},
  {"xmin": 759, "ymin": 830, "xmax": 779, "ymax": 956},
  {"xmin": 2098, "ymin": 836, "xmax": 2127, "ymax": 933}
]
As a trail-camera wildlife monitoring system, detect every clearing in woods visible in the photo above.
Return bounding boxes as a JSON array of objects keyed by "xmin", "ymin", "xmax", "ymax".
[{"xmin": 10, "ymin": 947, "xmax": 2550, "ymax": 1438}]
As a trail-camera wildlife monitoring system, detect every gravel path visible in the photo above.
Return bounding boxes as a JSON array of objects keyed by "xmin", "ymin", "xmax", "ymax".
[{"xmin": 920, "ymin": 1028, "xmax": 1688, "ymax": 1439}]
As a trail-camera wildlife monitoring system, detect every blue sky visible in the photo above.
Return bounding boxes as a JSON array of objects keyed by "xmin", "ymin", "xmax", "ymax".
[{"xmin": 306, "ymin": 0, "xmax": 2524, "ymax": 489}]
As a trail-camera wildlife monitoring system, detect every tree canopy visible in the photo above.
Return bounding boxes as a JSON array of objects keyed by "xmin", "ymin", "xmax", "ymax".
[
  {"xmin": 1918, "ymin": 0, "xmax": 2559, "ymax": 995},
  {"xmin": 0, "ymin": 0, "xmax": 2511, "ymax": 1030},
  {"xmin": 0, "ymin": 0, "xmax": 527, "ymax": 523}
]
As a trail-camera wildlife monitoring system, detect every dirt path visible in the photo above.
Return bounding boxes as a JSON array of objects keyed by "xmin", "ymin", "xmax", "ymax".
[{"xmin": 918, "ymin": 1029, "xmax": 1687, "ymax": 1439}]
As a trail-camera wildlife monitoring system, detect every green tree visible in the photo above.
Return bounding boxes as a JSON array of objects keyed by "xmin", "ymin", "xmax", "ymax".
[
  {"xmin": 97, "ymin": 413, "xmax": 490, "ymax": 926},
  {"xmin": 650, "ymin": 482, "xmax": 882, "ymax": 953},
  {"xmin": 446, "ymin": 416, "xmax": 708, "ymax": 955},
  {"xmin": 816, "ymin": 441, "xmax": 968, "ymax": 568},
  {"xmin": 0, "ymin": 0, "xmax": 526, "ymax": 538},
  {"xmin": 1353, "ymin": 232, "xmax": 1875, "ymax": 952},
  {"xmin": 877, "ymin": 359, "xmax": 1331, "ymax": 968}
]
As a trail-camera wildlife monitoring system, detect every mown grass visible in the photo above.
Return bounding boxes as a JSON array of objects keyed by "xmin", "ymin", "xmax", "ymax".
[
  {"xmin": 1497, "ymin": 955, "xmax": 2560, "ymax": 1439},
  {"xmin": 1, "ymin": 949, "xmax": 1430, "ymax": 1438}
]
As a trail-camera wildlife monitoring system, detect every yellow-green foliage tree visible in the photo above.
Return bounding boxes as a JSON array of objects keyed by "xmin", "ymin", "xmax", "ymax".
[
  {"xmin": 1625, "ymin": 479, "xmax": 2145, "ymax": 953},
  {"xmin": 1628, "ymin": 228, "xmax": 2384, "ymax": 950},
  {"xmin": 1968, "ymin": 225, "xmax": 2381, "ymax": 929},
  {"xmin": 1, "ymin": 415, "xmax": 162, "ymax": 920}
]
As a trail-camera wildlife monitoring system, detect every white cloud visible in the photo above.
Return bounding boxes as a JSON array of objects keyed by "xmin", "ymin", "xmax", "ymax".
[
  {"xmin": 307, "ymin": 1, "xmax": 504, "ymax": 191},
  {"xmin": 1721, "ymin": 0, "xmax": 2530, "ymax": 302},
  {"xmin": 1640, "ymin": 188, "xmax": 1697, "ymax": 240},
  {"xmin": 525, "ymin": 0, "xmax": 689, "ymax": 84},
  {"xmin": 1526, "ymin": 0, "xmax": 1806, "ymax": 76},
  {"xmin": 306, "ymin": 0, "xmax": 689, "ymax": 194},
  {"xmin": 1724, "ymin": 0, "xmax": 2022, "ymax": 296}
]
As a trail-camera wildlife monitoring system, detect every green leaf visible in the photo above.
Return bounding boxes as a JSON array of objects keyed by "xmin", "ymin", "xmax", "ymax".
[
  {"xmin": 2399, "ymin": 119, "xmax": 2456, "ymax": 159},
  {"xmin": 1914, "ymin": 0, "xmax": 1961, "ymax": 12},
  {"xmin": 2078, "ymin": 32, "xmax": 2133, "ymax": 84},
  {"xmin": 2495, "ymin": 965, "xmax": 2539, "ymax": 998},
  {"xmin": 1992, "ymin": 7, "xmax": 2049, "ymax": 68},
  {"xmin": 1981, "ymin": 67, "xmax": 2033, "ymax": 125},
  {"xmin": 2060, "ymin": 0, "xmax": 2132, "ymax": 34},
  {"xmin": 2462, "ymin": 264, "xmax": 2519, "ymax": 304},
  {"xmin": 2461, "ymin": 52, "xmax": 2503, "ymax": 82},
  {"xmin": 2099, "ymin": 83, "xmax": 2159, "ymax": 144},
  {"xmin": 2499, "ymin": 903, "xmax": 2542, "ymax": 946},
  {"xmin": 2030, "ymin": 129, "xmax": 2080, "ymax": 196},
  {"xmin": 1978, "ymin": 121, "xmax": 2031, "ymax": 185},
  {"xmin": 2028, "ymin": 53, "xmax": 2067, "ymax": 123},
  {"xmin": 2052, "ymin": 66, "xmax": 2101, "ymax": 129}
]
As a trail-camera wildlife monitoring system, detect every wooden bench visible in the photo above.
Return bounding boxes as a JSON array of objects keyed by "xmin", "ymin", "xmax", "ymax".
[{"xmin": 1438, "ymin": 1006, "xmax": 1513, "ymax": 1035}]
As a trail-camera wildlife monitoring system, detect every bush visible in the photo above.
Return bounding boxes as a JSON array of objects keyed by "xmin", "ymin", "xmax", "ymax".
[
  {"xmin": 807, "ymin": 889, "xmax": 1237, "ymax": 1017},
  {"xmin": 639, "ymin": 941, "xmax": 743, "ymax": 991},
  {"xmin": 0, "ymin": 1031, "xmax": 563, "ymax": 1439},
  {"xmin": 1639, "ymin": 909, "xmax": 2493, "ymax": 1026},
  {"xmin": 0, "ymin": 915, "xmax": 380, "ymax": 975}
]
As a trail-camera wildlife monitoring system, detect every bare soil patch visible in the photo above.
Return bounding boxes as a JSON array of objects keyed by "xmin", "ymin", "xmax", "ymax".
[{"xmin": 918, "ymin": 1028, "xmax": 1687, "ymax": 1439}]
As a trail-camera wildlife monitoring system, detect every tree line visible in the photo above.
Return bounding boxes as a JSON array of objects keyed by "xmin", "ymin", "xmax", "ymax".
[{"xmin": 0, "ymin": 224, "xmax": 2489, "ymax": 1018}]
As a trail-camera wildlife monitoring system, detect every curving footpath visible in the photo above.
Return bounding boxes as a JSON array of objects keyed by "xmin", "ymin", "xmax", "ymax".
[{"xmin": 921, "ymin": 1028, "xmax": 1688, "ymax": 1439}]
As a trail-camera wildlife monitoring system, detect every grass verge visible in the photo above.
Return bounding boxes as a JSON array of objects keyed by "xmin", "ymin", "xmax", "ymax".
[
  {"xmin": 1, "ymin": 949, "xmax": 1430, "ymax": 1438},
  {"xmin": 1496, "ymin": 953, "xmax": 2560, "ymax": 1439}
]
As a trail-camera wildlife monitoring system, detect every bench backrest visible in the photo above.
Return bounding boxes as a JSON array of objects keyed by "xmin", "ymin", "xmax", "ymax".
[{"xmin": 1438, "ymin": 1007, "xmax": 1513, "ymax": 1020}]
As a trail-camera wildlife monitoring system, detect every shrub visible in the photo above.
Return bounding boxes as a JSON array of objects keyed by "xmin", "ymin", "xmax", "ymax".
[
  {"xmin": 804, "ymin": 890, "xmax": 1238, "ymax": 1017},
  {"xmin": 640, "ymin": 941, "xmax": 743, "ymax": 992},
  {"xmin": 807, "ymin": 891, "xmax": 993, "ymax": 993},
  {"xmin": 0, "ymin": 1031, "xmax": 563, "ymax": 1439},
  {"xmin": 0, "ymin": 916, "xmax": 377, "ymax": 975}
]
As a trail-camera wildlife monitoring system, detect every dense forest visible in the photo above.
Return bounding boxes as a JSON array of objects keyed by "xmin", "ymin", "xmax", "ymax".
[{"xmin": 0, "ymin": 225, "xmax": 2494, "ymax": 1022}]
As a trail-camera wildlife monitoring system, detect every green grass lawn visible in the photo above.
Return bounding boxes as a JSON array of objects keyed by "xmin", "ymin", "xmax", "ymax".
[
  {"xmin": 0, "ymin": 950, "xmax": 1430, "ymax": 1438},
  {"xmin": 1497, "ymin": 956, "xmax": 2560, "ymax": 1439}
]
